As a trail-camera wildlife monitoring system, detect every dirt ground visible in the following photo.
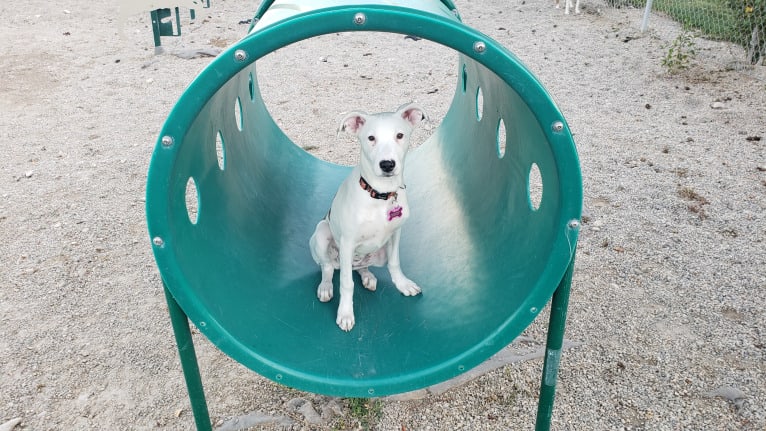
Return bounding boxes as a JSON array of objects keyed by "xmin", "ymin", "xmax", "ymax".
[{"xmin": 1, "ymin": 0, "xmax": 765, "ymax": 430}]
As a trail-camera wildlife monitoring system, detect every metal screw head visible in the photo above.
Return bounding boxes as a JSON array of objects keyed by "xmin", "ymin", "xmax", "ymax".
[
  {"xmin": 353, "ymin": 12, "xmax": 366, "ymax": 25},
  {"xmin": 152, "ymin": 236, "xmax": 164, "ymax": 247},
  {"xmin": 161, "ymin": 136, "xmax": 174, "ymax": 147},
  {"xmin": 473, "ymin": 41, "xmax": 486, "ymax": 53},
  {"xmin": 568, "ymin": 219, "xmax": 580, "ymax": 230},
  {"xmin": 552, "ymin": 121, "xmax": 564, "ymax": 132},
  {"xmin": 234, "ymin": 49, "xmax": 248, "ymax": 62}
]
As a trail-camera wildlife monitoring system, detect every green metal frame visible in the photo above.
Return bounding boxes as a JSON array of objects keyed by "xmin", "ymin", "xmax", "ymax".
[
  {"xmin": 147, "ymin": 1, "xmax": 582, "ymax": 429},
  {"xmin": 150, "ymin": 8, "xmax": 182, "ymax": 48},
  {"xmin": 150, "ymin": 1, "xmax": 211, "ymax": 49}
]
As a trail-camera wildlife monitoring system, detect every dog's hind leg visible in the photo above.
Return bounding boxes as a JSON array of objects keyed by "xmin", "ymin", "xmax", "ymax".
[
  {"xmin": 357, "ymin": 267, "xmax": 377, "ymax": 292},
  {"xmin": 310, "ymin": 219, "xmax": 336, "ymax": 302}
]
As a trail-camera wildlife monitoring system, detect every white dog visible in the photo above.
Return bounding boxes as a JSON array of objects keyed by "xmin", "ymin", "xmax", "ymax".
[
  {"xmin": 555, "ymin": 0, "xmax": 581, "ymax": 14},
  {"xmin": 309, "ymin": 103, "xmax": 426, "ymax": 331}
]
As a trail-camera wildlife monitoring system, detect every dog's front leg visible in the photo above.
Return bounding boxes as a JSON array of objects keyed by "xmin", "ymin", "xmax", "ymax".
[
  {"xmin": 336, "ymin": 238, "xmax": 356, "ymax": 331},
  {"xmin": 387, "ymin": 230, "xmax": 422, "ymax": 296}
]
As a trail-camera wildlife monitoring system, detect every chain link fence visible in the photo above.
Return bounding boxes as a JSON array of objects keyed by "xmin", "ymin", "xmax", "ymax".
[{"xmin": 609, "ymin": 0, "xmax": 765, "ymax": 65}]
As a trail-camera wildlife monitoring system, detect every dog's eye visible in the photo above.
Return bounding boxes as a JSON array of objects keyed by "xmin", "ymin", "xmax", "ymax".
[
  {"xmin": 367, "ymin": 135, "xmax": 375, "ymax": 142},
  {"xmin": 396, "ymin": 133, "xmax": 404, "ymax": 139}
]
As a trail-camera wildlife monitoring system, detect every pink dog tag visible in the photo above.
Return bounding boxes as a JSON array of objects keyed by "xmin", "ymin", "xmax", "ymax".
[{"xmin": 388, "ymin": 205, "xmax": 403, "ymax": 221}]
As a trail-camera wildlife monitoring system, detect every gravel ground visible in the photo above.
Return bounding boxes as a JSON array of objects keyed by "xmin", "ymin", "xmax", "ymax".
[{"xmin": 1, "ymin": 0, "xmax": 765, "ymax": 430}]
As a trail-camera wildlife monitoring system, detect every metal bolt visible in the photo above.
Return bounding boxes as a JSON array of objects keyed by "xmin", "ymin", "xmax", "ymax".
[
  {"xmin": 473, "ymin": 41, "xmax": 486, "ymax": 53},
  {"xmin": 234, "ymin": 49, "xmax": 248, "ymax": 62},
  {"xmin": 530, "ymin": 307, "xmax": 539, "ymax": 314},
  {"xmin": 161, "ymin": 136, "xmax": 174, "ymax": 147},
  {"xmin": 568, "ymin": 219, "xmax": 580, "ymax": 230},
  {"xmin": 152, "ymin": 236, "xmax": 164, "ymax": 247},
  {"xmin": 353, "ymin": 12, "xmax": 366, "ymax": 25},
  {"xmin": 552, "ymin": 121, "xmax": 564, "ymax": 132}
]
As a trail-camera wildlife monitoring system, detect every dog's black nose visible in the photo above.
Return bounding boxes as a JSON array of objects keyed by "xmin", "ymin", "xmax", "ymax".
[{"xmin": 379, "ymin": 160, "xmax": 396, "ymax": 173}]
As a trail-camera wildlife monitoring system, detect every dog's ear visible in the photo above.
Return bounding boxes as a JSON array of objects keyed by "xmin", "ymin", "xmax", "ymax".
[
  {"xmin": 338, "ymin": 112, "xmax": 367, "ymax": 135},
  {"xmin": 397, "ymin": 103, "xmax": 428, "ymax": 127}
]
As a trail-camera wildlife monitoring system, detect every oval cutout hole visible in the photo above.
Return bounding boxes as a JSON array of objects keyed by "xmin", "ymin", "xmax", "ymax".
[
  {"xmin": 185, "ymin": 177, "xmax": 199, "ymax": 224},
  {"xmin": 475, "ymin": 87, "xmax": 484, "ymax": 121},
  {"xmin": 461, "ymin": 65, "xmax": 468, "ymax": 94},
  {"xmin": 497, "ymin": 118, "xmax": 507, "ymax": 158},
  {"xmin": 234, "ymin": 96, "xmax": 243, "ymax": 131},
  {"xmin": 248, "ymin": 71, "xmax": 255, "ymax": 102},
  {"xmin": 528, "ymin": 163, "xmax": 543, "ymax": 211},
  {"xmin": 215, "ymin": 131, "xmax": 225, "ymax": 170}
]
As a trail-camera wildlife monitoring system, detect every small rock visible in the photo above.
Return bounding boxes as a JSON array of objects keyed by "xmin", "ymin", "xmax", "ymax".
[
  {"xmin": 704, "ymin": 386, "xmax": 746, "ymax": 410},
  {"xmin": 171, "ymin": 48, "xmax": 221, "ymax": 59},
  {"xmin": 217, "ymin": 412, "xmax": 294, "ymax": 430},
  {"xmin": 0, "ymin": 418, "xmax": 22, "ymax": 431},
  {"xmin": 320, "ymin": 398, "xmax": 344, "ymax": 421},
  {"xmin": 298, "ymin": 402, "xmax": 323, "ymax": 424},
  {"xmin": 24, "ymin": 170, "xmax": 33, "ymax": 178},
  {"xmin": 710, "ymin": 101, "xmax": 725, "ymax": 110},
  {"xmin": 757, "ymin": 165, "xmax": 766, "ymax": 172},
  {"xmin": 286, "ymin": 398, "xmax": 323, "ymax": 425}
]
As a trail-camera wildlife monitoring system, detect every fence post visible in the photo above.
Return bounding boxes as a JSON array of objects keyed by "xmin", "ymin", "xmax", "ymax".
[{"xmin": 641, "ymin": 0, "xmax": 654, "ymax": 32}]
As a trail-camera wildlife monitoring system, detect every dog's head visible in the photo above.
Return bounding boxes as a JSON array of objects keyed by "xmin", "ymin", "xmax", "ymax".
[{"xmin": 339, "ymin": 103, "xmax": 427, "ymax": 178}]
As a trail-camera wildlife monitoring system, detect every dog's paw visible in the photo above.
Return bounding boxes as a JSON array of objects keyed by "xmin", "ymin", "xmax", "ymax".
[
  {"xmin": 336, "ymin": 310, "xmax": 355, "ymax": 331},
  {"xmin": 360, "ymin": 271, "xmax": 377, "ymax": 292},
  {"xmin": 394, "ymin": 278, "xmax": 422, "ymax": 296},
  {"xmin": 317, "ymin": 282, "xmax": 333, "ymax": 302}
]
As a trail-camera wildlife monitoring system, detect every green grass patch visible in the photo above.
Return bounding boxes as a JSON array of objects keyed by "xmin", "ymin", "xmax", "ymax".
[{"xmin": 347, "ymin": 398, "xmax": 383, "ymax": 431}]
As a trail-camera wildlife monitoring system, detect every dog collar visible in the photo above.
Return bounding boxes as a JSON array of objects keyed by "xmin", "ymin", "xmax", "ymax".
[{"xmin": 359, "ymin": 177, "xmax": 398, "ymax": 200}]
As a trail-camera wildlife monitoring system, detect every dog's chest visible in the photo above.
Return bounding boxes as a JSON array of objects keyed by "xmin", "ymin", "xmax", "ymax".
[{"xmin": 354, "ymin": 199, "xmax": 408, "ymax": 250}]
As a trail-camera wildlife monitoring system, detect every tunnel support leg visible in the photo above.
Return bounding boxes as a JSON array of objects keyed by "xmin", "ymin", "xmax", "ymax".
[
  {"xmin": 535, "ymin": 256, "xmax": 575, "ymax": 431},
  {"xmin": 164, "ymin": 284, "xmax": 213, "ymax": 431}
]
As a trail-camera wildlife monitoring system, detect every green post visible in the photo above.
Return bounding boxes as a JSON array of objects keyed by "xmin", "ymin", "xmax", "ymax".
[
  {"xmin": 164, "ymin": 285, "xmax": 213, "ymax": 431},
  {"xmin": 150, "ymin": 9, "xmax": 162, "ymax": 49},
  {"xmin": 535, "ymin": 256, "xmax": 575, "ymax": 430}
]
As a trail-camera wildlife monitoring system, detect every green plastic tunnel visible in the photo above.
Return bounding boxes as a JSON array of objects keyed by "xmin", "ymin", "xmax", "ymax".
[{"xmin": 147, "ymin": 0, "xmax": 582, "ymax": 398}]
